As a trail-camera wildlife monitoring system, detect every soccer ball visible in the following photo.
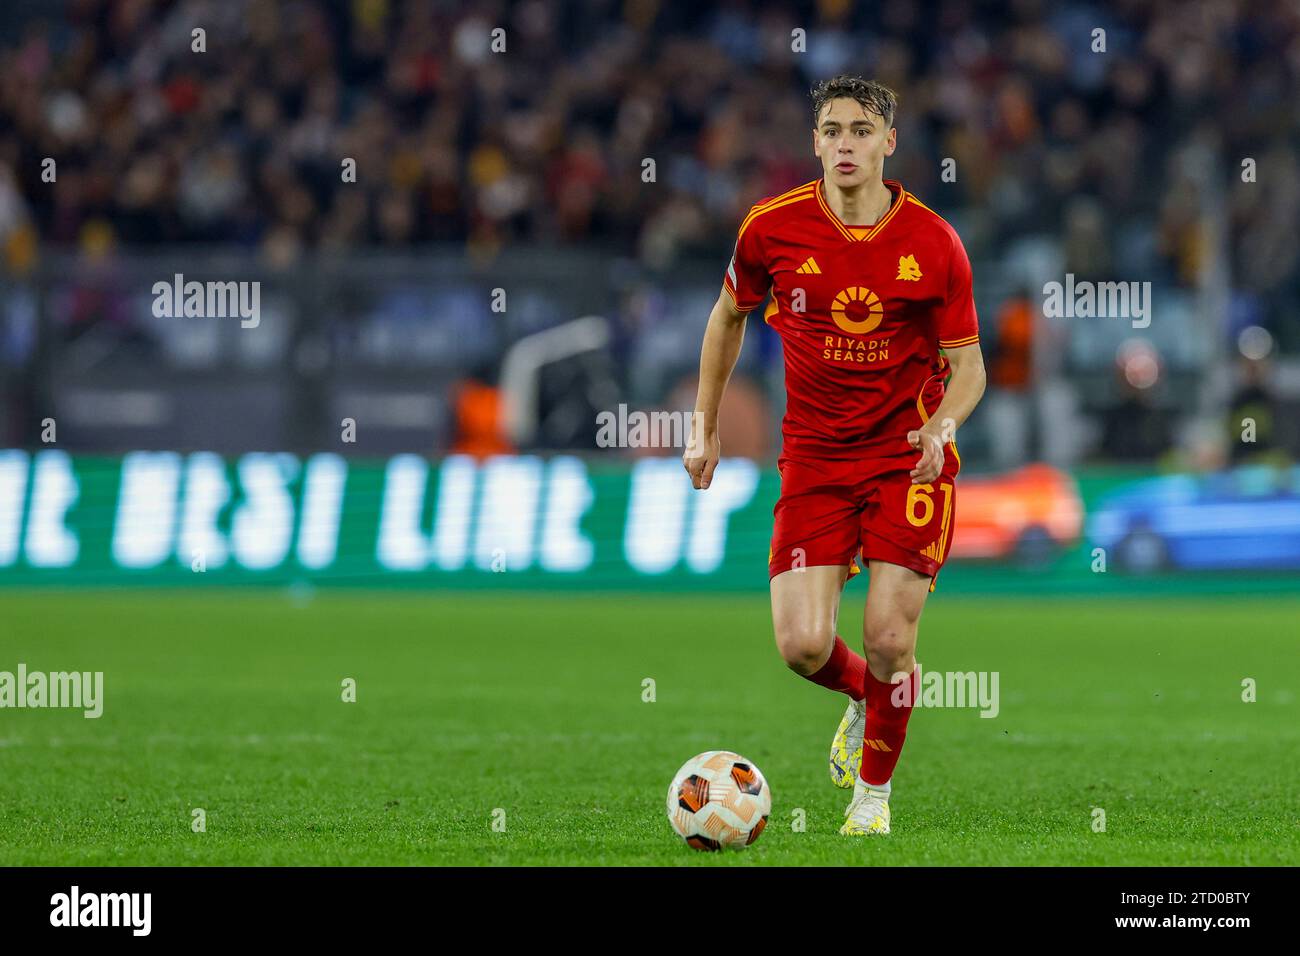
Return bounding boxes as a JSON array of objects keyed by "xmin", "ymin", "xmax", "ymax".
[{"xmin": 666, "ymin": 750, "xmax": 772, "ymax": 851}]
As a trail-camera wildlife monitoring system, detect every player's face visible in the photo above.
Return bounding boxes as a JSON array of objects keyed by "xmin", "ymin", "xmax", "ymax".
[{"xmin": 813, "ymin": 98, "xmax": 896, "ymax": 188}]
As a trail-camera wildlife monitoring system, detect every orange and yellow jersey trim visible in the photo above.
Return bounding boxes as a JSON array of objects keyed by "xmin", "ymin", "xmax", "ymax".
[
  {"xmin": 736, "ymin": 181, "xmax": 818, "ymax": 242},
  {"xmin": 723, "ymin": 181, "xmax": 819, "ymax": 311},
  {"xmin": 815, "ymin": 178, "xmax": 907, "ymax": 243}
]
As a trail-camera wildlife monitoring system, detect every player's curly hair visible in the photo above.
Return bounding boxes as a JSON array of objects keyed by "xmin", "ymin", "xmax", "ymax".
[{"xmin": 811, "ymin": 75, "xmax": 897, "ymax": 128}]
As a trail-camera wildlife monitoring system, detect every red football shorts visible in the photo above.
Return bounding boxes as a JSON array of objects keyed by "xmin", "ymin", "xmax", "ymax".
[{"xmin": 768, "ymin": 450, "xmax": 961, "ymax": 589}]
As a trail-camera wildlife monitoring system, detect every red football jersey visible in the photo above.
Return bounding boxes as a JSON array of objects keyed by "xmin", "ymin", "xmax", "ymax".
[{"xmin": 723, "ymin": 178, "xmax": 979, "ymax": 461}]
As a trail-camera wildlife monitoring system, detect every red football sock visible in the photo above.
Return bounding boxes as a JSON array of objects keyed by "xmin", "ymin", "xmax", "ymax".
[
  {"xmin": 805, "ymin": 636, "xmax": 867, "ymax": 701},
  {"xmin": 859, "ymin": 666, "xmax": 919, "ymax": 786}
]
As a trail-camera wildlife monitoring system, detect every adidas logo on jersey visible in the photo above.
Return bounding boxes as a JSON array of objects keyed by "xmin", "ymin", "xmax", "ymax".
[{"xmin": 795, "ymin": 257, "xmax": 822, "ymax": 274}]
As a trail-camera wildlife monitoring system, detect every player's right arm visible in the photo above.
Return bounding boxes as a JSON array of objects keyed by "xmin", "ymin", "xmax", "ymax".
[
  {"xmin": 683, "ymin": 291, "xmax": 749, "ymax": 490},
  {"xmin": 685, "ymin": 213, "xmax": 771, "ymax": 491}
]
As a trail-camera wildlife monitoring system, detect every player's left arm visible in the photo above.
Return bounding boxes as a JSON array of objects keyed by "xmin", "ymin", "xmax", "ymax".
[
  {"xmin": 908, "ymin": 227, "xmax": 986, "ymax": 484},
  {"xmin": 907, "ymin": 342, "xmax": 986, "ymax": 483}
]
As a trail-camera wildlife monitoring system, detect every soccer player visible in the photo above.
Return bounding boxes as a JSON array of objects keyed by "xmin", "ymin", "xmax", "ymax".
[{"xmin": 683, "ymin": 76, "xmax": 986, "ymax": 835}]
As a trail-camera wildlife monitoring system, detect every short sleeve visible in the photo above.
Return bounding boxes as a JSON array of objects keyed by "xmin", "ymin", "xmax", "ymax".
[
  {"xmin": 936, "ymin": 231, "xmax": 979, "ymax": 349},
  {"xmin": 721, "ymin": 213, "xmax": 770, "ymax": 313}
]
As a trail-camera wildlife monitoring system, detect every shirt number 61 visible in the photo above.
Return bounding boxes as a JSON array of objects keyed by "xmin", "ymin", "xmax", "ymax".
[{"xmin": 906, "ymin": 482, "xmax": 953, "ymax": 528}]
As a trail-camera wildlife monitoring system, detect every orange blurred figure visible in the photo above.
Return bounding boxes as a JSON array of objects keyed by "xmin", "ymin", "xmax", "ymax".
[
  {"xmin": 988, "ymin": 295, "xmax": 1034, "ymax": 390},
  {"xmin": 450, "ymin": 380, "xmax": 513, "ymax": 458}
]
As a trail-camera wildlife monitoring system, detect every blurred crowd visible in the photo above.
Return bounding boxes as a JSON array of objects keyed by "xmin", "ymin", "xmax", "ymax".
[
  {"xmin": 0, "ymin": 0, "xmax": 1298, "ymax": 464},
  {"xmin": 0, "ymin": 1, "xmax": 1296, "ymax": 299}
]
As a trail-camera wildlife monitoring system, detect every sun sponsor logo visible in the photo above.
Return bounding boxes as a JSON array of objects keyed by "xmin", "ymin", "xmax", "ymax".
[
  {"xmin": 0, "ymin": 664, "xmax": 103, "ymax": 718},
  {"xmin": 890, "ymin": 663, "xmax": 999, "ymax": 718},
  {"xmin": 830, "ymin": 285, "xmax": 884, "ymax": 335}
]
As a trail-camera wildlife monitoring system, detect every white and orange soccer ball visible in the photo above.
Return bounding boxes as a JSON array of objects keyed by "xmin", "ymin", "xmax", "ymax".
[{"xmin": 666, "ymin": 750, "xmax": 772, "ymax": 851}]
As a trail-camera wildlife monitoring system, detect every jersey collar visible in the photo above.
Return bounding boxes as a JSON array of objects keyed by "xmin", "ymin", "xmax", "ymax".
[{"xmin": 816, "ymin": 178, "xmax": 907, "ymax": 242}]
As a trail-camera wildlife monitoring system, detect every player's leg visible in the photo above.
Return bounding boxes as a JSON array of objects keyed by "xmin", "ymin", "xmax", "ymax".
[
  {"xmin": 768, "ymin": 456, "xmax": 867, "ymax": 689},
  {"xmin": 840, "ymin": 560, "xmax": 930, "ymax": 835},
  {"xmin": 770, "ymin": 564, "xmax": 869, "ymax": 790},
  {"xmin": 842, "ymin": 457, "xmax": 959, "ymax": 835},
  {"xmin": 769, "ymin": 563, "xmax": 851, "ymax": 679},
  {"xmin": 859, "ymin": 561, "xmax": 929, "ymax": 777},
  {"xmin": 767, "ymin": 455, "xmax": 871, "ymax": 788}
]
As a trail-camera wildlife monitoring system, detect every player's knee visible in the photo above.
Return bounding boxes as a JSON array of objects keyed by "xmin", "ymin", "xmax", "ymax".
[
  {"xmin": 863, "ymin": 617, "xmax": 915, "ymax": 676},
  {"xmin": 772, "ymin": 619, "xmax": 833, "ymax": 675}
]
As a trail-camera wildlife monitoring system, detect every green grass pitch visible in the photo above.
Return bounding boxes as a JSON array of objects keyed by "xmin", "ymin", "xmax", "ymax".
[{"xmin": 0, "ymin": 589, "xmax": 1296, "ymax": 865}]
